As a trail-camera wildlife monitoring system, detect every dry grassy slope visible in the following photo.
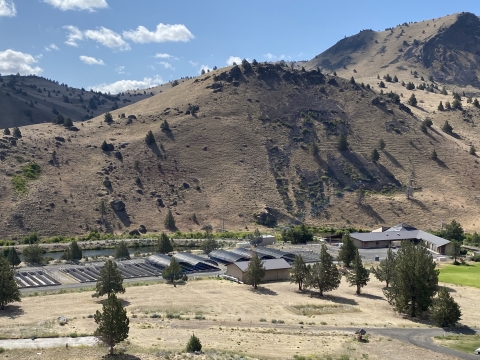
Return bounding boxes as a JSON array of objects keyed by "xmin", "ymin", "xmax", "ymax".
[
  {"xmin": 2, "ymin": 63, "xmax": 480, "ymax": 238},
  {"xmin": 0, "ymin": 75, "xmax": 161, "ymax": 129}
]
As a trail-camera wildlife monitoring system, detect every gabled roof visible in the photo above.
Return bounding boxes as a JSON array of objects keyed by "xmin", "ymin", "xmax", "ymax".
[
  {"xmin": 386, "ymin": 223, "xmax": 417, "ymax": 232},
  {"xmin": 233, "ymin": 258, "xmax": 291, "ymax": 272},
  {"xmin": 350, "ymin": 230, "xmax": 449, "ymax": 247}
]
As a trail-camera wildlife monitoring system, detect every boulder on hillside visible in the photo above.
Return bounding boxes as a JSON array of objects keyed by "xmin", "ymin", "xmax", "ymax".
[
  {"xmin": 69, "ymin": 126, "xmax": 79, "ymax": 131},
  {"xmin": 55, "ymin": 136, "xmax": 65, "ymax": 142},
  {"xmin": 110, "ymin": 199, "xmax": 125, "ymax": 212},
  {"xmin": 138, "ymin": 225, "xmax": 147, "ymax": 234},
  {"xmin": 129, "ymin": 229, "xmax": 140, "ymax": 236},
  {"xmin": 156, "ymin": 198, "xmax": 165, "ymax": 207},
  {"xmin": 127, "ymin": 115, "xmax": 137, "ymax": 120}
]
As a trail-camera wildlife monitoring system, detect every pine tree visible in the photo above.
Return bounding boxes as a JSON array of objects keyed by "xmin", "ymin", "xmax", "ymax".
[
  {"xmin": 0, "ymin": 257, "xmax": 21, "ymax": 310},
  {"xmin": 438, "ymin": 101, "xmax": 444, "ymax": 111},
  {"xmin": 104, "ymin": 112, "xmax": 113, "ymax": 123},
  {"xmin": 431, "ymin": 149, "xmax": 437, "ymax": 160},
  {"xmin": 145, "ymin": 130, "xmax": 155, "ymax": 145},
  {"xmin": 245, "ymin": 253, "xmax": 265, "ymax": 289},
  {"xmin": 383, "ymin": 241, "xmax": 438, "ymax": 317},
  {"xmin": 162, "ymin": 257, "xmax": 182, "ymax": 283},
  {"xmin": 350, "ymin": 76, "xmax": 356, "ymax": 85},
  {"xmin": 99, "ymin": 200, "xmax": 107, "ymax": 220},
  {"xmin": 474, "ymin": 98, "xmax": 480, "ymax": 107},
  {"xmin": 338, "ymin": 234, "xmax": 357, "ymax": 267},
  {"xmin": 346, "ymin": 250, "xmax": 370, "ymax": 294},
  {"xmin": 306, "ymin": 244, "xmax": 341, "ymax": 296},
  {"xmin": 337, "ymin": 134, "xmax": 348, "ymax": 151},
  {"xmin": 470, "ymin": 145, "xmax": 476, "ymax": 156},
  {"xmin": 6, "ymin": 247, "xmax": 20, "ymax": 270},
  {"xmin": 3, "ymin": 128, "xmax": 10, "ymax": 135},
  {"xmin": 442, "ymin": 120, "xmax": 453, "ymax": 134},
  {"xmin": 371, "ymin": 148, "xmax": 380, "ymax": 162},
  {"xmin": 23, "ymin": 244, "xmax": 44, "ymax": 264},
  {"xmin": 408, "ymin": 93, "xmax": 417, "ymax": 106},
  {"xmin": 379, "ymin": 138, "xmax": 386, "ymax": 150},
  {"xmin": 430, "ymin": 287, "xmax": 462, "ymax": 327},
  {"xmin": 115, "ymin": 241, "xmax": 130, "ymax": 260},
  {"xmin": 93, "ymin": 259, "xmax": 125, "ymax": 297},
  {"xmin": 371, "ymin": 247, "xmax": 396, "ymax": 287},
  {"xmin": 101, "ymin": 140, "xmax": 109, "ymax": 151},
  {"xmin": 160, "ymin": 120, "xmax": 170, "ymax": 131},
  {"xmin": 155, "ymin": 232, "xmax": 173, "ymax": 254},
  {"xmin": 164, "ymin": 209, "xmax": 176, "ymax": 230},
  {"xmin": 12, "ymin": 127, "xmax": 21, "ymax": 138},
  {"xmin": 64, "ymin": 118, "xmax": 73, "ymax": 127},
  {"xmin": 94, "ymin": 293, "xmax": 129, "ymax": 355},
  {"xmin": 291, "ymin": 254, "xmax": 309, "ymax": 291},
  {"xmin": 63, "ymin": 240, "xmax": 83, "ymax": 261},
  {"xmin": 445, "ymin": 101, "xmax": 451, "ymax": 110},
  {"xmin": 186, "ymin": 334, "xmax": 202, "ymax": 353}
]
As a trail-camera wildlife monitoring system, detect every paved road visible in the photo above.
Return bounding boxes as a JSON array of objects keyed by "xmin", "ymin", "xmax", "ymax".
[{"xmin": 0, "ymin": 336, "xmax": 98, "ymax": 349}]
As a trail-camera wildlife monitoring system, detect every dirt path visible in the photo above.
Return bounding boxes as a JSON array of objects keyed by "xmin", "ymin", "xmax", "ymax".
[{"xmin": 0, "ymin": 336, "xmax": 97, "ymax": 349}]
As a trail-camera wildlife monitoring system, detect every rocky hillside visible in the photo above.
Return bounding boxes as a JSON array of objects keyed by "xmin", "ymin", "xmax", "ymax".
[
  {"xmin": 306, "ymin": 12, "xmax": 480, "ymax": 87},
  {"xmin": 2, "ymin": 60, "xmax": 480, "ymax": 238}
]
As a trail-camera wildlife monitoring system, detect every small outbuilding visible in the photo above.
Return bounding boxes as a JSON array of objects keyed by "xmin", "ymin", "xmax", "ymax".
[{"xmin": 226, "ymin": 258, "xmax": 291, "ymax": 283}]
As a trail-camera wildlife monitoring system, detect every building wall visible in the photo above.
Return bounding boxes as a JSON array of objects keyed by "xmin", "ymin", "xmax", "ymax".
[
  {"xmin": 226, "ymin": 264, "xmax": 244, "ymax": 281},
  {"xmin": 353, "ymin": 239, "xmax": 391, "ymax": 248},
  {"xmin": 226, "ymin": 265, "xmax": 290, "ymax": 283}
]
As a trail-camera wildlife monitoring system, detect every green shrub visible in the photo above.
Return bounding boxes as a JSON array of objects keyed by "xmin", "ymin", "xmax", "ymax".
[
  {"xmin": 22, "ymin": 162, "xmax": 41, "ymax": 180},
  {"xmin": 186, "ymin": 334, "xmax": 202, "ymax": 353},
  {"xmin": 12, "ymin": 175, "xmax": 27, "ymax": 193},
  {"xmin": 259, "ymin": 318, "xmax": 266, "ymax": 322},
  {"xmin": 471, "ymin": 254, "xmax": 480, "ymax": 262}
]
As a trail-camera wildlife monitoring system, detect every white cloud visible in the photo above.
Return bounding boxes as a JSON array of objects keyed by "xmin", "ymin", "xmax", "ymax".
[
  {"xmin": 85, "ymin": 27, "xmax": 130, "ymax": 51},
  {"xmin": 123, "ymin": 23, "xmax": 194, "ymax": 44},
  {"xmin": 264, "ymin": 53, "xmax": 285, "ymax": 61},
  {"xmin": 90, "ymin": 75, "xmax": 163, "ymax": 94},
  {"xmin": 154, "ymin": 53, "xmax": 178, "ymax": 60},
  {"xmin": 157, "ymin": 61, "xmax": 174, "ymax": 70},
  {"xmin": 0, "ymin": 49, "xmax": 43, "ymax": 75},
  {"xmin": 63, "ymin": 25, "xmax": 84, "ymax": 47},
  {"xmin": 79, "ymin": 55, "xmax": 105, "ymax": 65},
  {"xmin": 115, "ymin": 65, "xmax": 125, "ymax": 74},
  {"xmin": 226, "ymin": 56, "xmax": 241, "ymax": 66},
  {"xmin": 200, "ymin": 65, "xmax": 211, "ymax": 74},
  {"xmin": 43, "ymin": 0, "xmax": 108, "ymax": 11},
  {"xmin": 0, "ymin": 0, "xmax": 16, "ymax": 17},
  {"xmin": 189, "ymin": 60, "xmax": 198, "ymax": 67},
  {"xmin": 45, "ymin": 43, "xmax": 59, "ymax": 51}
]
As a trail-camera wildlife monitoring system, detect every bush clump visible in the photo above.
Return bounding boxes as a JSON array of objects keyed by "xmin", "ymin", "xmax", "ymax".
[{"xmin": 186, "ymin": 334, "xmax": 202, "ymax": 353}]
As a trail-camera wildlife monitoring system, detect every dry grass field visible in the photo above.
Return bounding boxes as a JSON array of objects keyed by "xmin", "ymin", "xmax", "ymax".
[{"xmin": 0, "ymin": 277, "xmax": 477, "ymax": 359}]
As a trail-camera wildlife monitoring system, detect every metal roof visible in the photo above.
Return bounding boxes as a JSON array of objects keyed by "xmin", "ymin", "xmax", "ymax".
[
  {"xmin": 255, "ymin": 247, "xmax": 295, "ymax": 261},
  {"xmin": 209, "ymin": 249, "xmax": 249, "ymax": 265},
  {"xmin": 229, "ymin": 248, "xmax": 254, "ymax": 259},
  {"xmin": 145, "ymin": 254, "xmax": 172, "ymax": 269},
  {"xmin": 233, "ymin": 258, "xmax": 291, "ymax": 272},
  {"xmin": 350, "ymin": 230, "xmax": 450, "ymax": 247},
  {"xmin": 173, "ymin": 252, "xmax": 220, "ymax": 273},
  {"xmin": 385, "ymin": 223, "xmax": 417, "ymax": 232}
]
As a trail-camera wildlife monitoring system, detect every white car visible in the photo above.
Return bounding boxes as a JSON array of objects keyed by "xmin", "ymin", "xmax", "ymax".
[{"xmin": 475, "ymin": 347, "xmax": 480, "ymax": 355}]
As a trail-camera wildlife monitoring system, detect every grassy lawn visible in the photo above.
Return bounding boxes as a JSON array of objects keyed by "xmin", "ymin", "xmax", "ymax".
[
  {"xmin": 434, "ymin": 335, "xmax": 480, "ymax": 354},
  {"xmin": 438, "ymin": 262, "xmax": 480, "ymax": 289}
]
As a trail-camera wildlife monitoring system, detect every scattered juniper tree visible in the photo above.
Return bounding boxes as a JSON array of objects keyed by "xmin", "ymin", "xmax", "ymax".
[
  {"xmin": 62, "ymin": 240, "xmax": 83, "ymax": 261},
  {"xmin": 371, "ymin": 148, "xmax": 380, "ymax": 163},
  {"xmin": 346, "ymin": 249, "xmax": 370, "ymax": 294},
  {"xmin": 23, "ymin": 244, "xmax": 44, "ymax": 264},
  {"xmin": 356, "ymin": 186, "xmax": 366, "ymax": 205},
  {"xmin": 64, "ymin": 117, "xmax": 73, "ymax": 128},
  {"xmin": 12, "ymin": 127, "xmax": 21, "ymax": 138},
  {"xmin": 306, "ymin": 244, "xmax": 341, "ymax": 296},
  {"xmin": 3, "ymin": 127, "xmax": 10, "ymax": 135},
  {"xmin": 290, "ymin": 254, "xmax": 309, "ymax": 291},
  {"xmin": 160, "ymin": 120, "xmax": 170, "ymax": 131},
  {"xmin": 186, "ymin": 334, "xmax": 202, "ymax": 353},
  {"xmin": 338, "ymin": 234, "xmax": 357, "ymax": 267},
  {"xmin": 155, "ymin": 232, "xmax": 173, "ymax": 254},
  {"xmin": 164, "ymin": 209, "xmax": 176, "ymax": 231},
  {"xmin": 371, "ymin": 247, "xmax": 396, "ymax": 288},
  {"xmin": 474, "ymin": 98, "xmax": 480, "ymax": 107},
  {"xmin": 0, "ymin": 256, "xmax": 21, "ymax": 310},
  {"xmin": 94, "ymin": 293, "xmax": 129, "ymax": 356},
  {"xmin": 145, "ymin": 130, "xmax": 155, "ymax": 145},
  {"xmin": 438, "ymin": 101, "xmax": 444, "ymax": 111},
  {"xmin": 383, "ymin": 241, "xmax": 438, "ymax": 317},
  {"xmin": 245, "ymin": 253, "xmax": 265, "ymax": 289},
  {"xmin": 162, "ymin": 257, "xmax": 182, "ymax": 283},
  {"xmin": 93, "ymin": 259, "xmax": 125, "ymax": 297},
  {"xmin": 379, "ymin": 138, "xmax": 386, "ymax": 150},
  {"xmin": 6, "ymin": 247, "xmax": 20, "ymax": 270},
  {"xmin": 337, "ymin": 134, "xmax": 348, "ymax": 151},
  {"xmin": 431, "ymin": 149, "xmax": 437, "ymax": 160},
  {"xmin": 408, "ymin": 93, "xmax": 417, "ymax": 106},
  {"xmin": 104, "ymin": 112, "xmax": 113, "ymax": 123},
  {"xmin": 430, "ymin": 287, "xmax": 462, "ymax": 327},
  {"xmin": 470, "ymin": 145, "xmax": 476, "ymax": 156}
]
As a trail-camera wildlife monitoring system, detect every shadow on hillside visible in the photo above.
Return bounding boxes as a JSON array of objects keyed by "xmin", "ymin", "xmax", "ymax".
[
  {"xmin": 434, "ymin": 158, "xmax": 449, "ymax": 169},
  {"xmin": 0, "ymin": 305, "xmax": 24, "ymax": 319},
  {"xmin": 104, "ymin": 354, "xmax": 142, "ymax": 360},
  {"xmin": 162, "ymin": 129, "xmax": 175, "ymax": 141},
  {"xmin": 383, "ymin": 150, "xmax": 404, "ymax": 170},
  {"xmin": 320, "ymin": 294, "xmax": 358, "ymax": 306},
  {"xmin": 248, "ymin": 287, "xmax": 278, "ymax": 296},
  {"xmin": 409, "ymin": 198, "xmax": 429, "ymax": 211},
  {"xmin": 425, "ymin": 129, "xmax": 439, "ymax": 142},
  {"xmin": 113, "ymin": 210, "xmax": 131, "ymax": 227},
  {"xmin": 357, "ymin": 293, "xmax": 385, "ymax": 301},
  {"xmin": 445, "ymin": 325, "xmax": 478, "ymax": 335},
  {"xmin": 376, "ymin": 163, "xmax": 401, "ymax": 186},
  {"xmin": 148, "ymin": 141, "xmax": 162, "ymax": 158},
  {"xmin": 360, "ymin": 204, "xmax": 384, "ymax": 223},
  {"xmin": 450, "ymin": 132, "xmax": 462, "ymax": 140}
]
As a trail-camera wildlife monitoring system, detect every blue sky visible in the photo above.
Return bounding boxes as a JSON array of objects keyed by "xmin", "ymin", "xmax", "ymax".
[{"xmin": 0, "ymin": 0, "xmax": 479, "ymax": 94}]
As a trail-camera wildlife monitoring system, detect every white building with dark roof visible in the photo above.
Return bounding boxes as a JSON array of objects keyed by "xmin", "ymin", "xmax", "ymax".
[
  {"xmin": 226, "ymin": 258, "xmax": 291, "ymax": 283},
  {"xmin": 349, "ymin": 223, "xmax": 452, "ymax": 254}
]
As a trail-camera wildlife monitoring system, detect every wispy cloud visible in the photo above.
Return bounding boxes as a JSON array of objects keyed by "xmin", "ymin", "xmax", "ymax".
[
  {"xmin": 157, "ymin": 61, "xmax": 174, "ymax": 70},
  {"xmin": 0, "ymin": 0, "xmax": 16, "ymax": 17},
  {"xmin": 154, "ymin": 53, "xmax": 178, "ymax": 60},
  {"xmin": 63, "ymin": 25, "xmax": 130, "ymax": 50},
  {"xmin": 189, "ymin": 60, "xmax": 198, "ymax": 67},
  {"xmin": 44, "ymin": 43, "xmax": 59, "ymax": 51},
  {"xmin": 264, "ymin": 53, "xmax": 285, "ymax": 61},
  {"xmin": 226, "ymin": 56, "xmax": 241, "ymax": 66},
  {"xmin": 90, "ymin": 75, "xmax": 163, "ymax": 94},
  {"xmin": 79, "ymin": 55, "xmax": 105, "ymax": 65},
  {"xmin": 43, "ymin": 0, "xmax": 108, "ymax": 12},
  {"xmin": 123, "ymin": 23, "xmax": 194, "ymax": 43},
  {"xmin": 63, "ymin": 25, "xmax": 84, "ymax": 47},
  {"xmin": 115, "ymin": 65, "xmax": 125, "ymax": 74},
  {"xmin": 0, "ymin": 49, "xmax": 42, "ymax": 75}
]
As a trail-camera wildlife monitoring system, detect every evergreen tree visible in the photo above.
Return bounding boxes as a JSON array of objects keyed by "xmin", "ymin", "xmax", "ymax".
[
  {"xmin": 6, "ymin": 247, "xmax": 20, "ymax": 270},
  {"xmin": 306, "ymin": 244, "xmax": 341, "ymax": 296},
  {"xmin": 162, "ymin": 257, "xmax": 182, "ymax": 283},
  {"xmin": 437, "ymin": 101, "xmax": 444, "ymax": 111},
  {"xmin": 62, "ymin": 240, "xmax": 83, "ymax": 261},
  {"xmin": 245, "ymin": 253, "xmax": 265, "ymax": 289},
  {"xmin": 393, "ymin": 75, "xmax": 398, "ymax": 82},
  {"xmin": 186, "ymin": 334, "xmax": 202, "ymax": 353},
  {"xmin": 371, "ymin": 247, "xmax": 396, "ymax": 287},
  {"xmin": 350, "ymin": 76, "xmax": 356, "ymax": 85},
  {"xmin": 470, "ymin": 145, "xmax": 476, "ymax": 156},
  {"xmin": 99, "ymin": 199, "xmax": 107, "ymax": 220},
  {"xmin": 337, "ymin": 134, "xmax": 348, "ymax": 151},
  {"xmin": 160, "ymin": 120, "xmax": 170, "ymax": 131},
  {"xmin": 371, "ymin": 148, "xmax": 380, "ymax": 162},
  {"xmin": 379, "ymin": 138, "xmax": 386, "ymax": 150},
  {"xmin": 430, "ymin": 287, "xmax": 462, "ymax": 327},
  {"xmin": 93, "ymin": 259, "xmax": 125, "ymax": 297},
  {"xmin": 445, "ymin": 101, "xmax": 451, "ymax": 110},
  {"xmin": 338, "ymin": 234, "xmax": 357, "ymax": 267},
  {"xmin": 155, "ymin": 232, "xmax": 173, "ymax": 254},
  {"xmin": 3, "ymin": 128, "xmax": 10, "ymax": 135},
  {"xmin": 346, "ymin": 249, "xmax": 370, "ymax": 294},
  {"xmin": 145, "ymin": 130, "xmax": 155, "ymax": 145},
  {"xmin": 408, "ymin": 93, "xmax": 417, "ymax": 106},
  {"xmin": 290, "ymin": 254, "xmax": 309, "ymax": 291},
  {"xmin": 383, "ymin": 241, "xmax": 438, "ymax": 317},
  {"xmin": 431, "ymin": 149, "xmax": 437, "ymax": 160},
  {"xmin": 12, "ymin": 127, "xmax": 21, "ymax": 138},
  {"xmin": 441, "ymin": 220, "xmax": 464, "ymax": 264},
  {"xmin": 0, "ymin": 257, "xmax": 21, "ymax": 310},
  {"xmin": 474, "ymin": 98, "xmax": 480, "ymax": 107},
  {"xmin": 442, "ymin": 120, "xmax": 453, "ymax": 134},
  {"xmin": 201, "ymin": 238, "xmax": 219, "ymax": 254},
  {"xmin": 101, "ymin": 140, "xmax": 109, "ymax": 151},
  {"xmin": 441, "ymin": 87, "xmax": 448, "ymax": 95},
  {"xmin": 23, "ymin": 244, "xmax": 44, "ymax": 264},
  {"xmin": 164, "ymin": 209, "xmax": 176, "ymax": 230},
  {"xmin": 94, "ymin": 293, "xmax": 129, "ymax": 356},
  {"xmin": 378, "ymin": 81, "xmax": 385, "ymax": 88},
  {"xmin": 115, "ymin": 241, "xmax": 130, "ymax": 260},
  {"xmin": 104, "ymin": 112, "xmax": 113, "ymax": 123},
  {"xmin": 64, "ymin": 117, "xmax": 73, "ymax": 127}
]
